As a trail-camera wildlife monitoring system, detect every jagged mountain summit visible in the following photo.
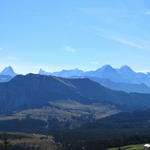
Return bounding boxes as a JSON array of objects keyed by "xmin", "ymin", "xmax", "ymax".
[
  {"xmin": 39, "ymin": 68, "xmax": 84, "ymax": 77},
  {"xmin": 0, "ymin": 66, "xmax": 17, "ymax": 77},
  {"xmin": 38, "ymin": 65, "xmax": 150, "ymax": 86},
  {"xmin": 0, "ymin": 66, "xmax": 17, "ymax": 82},
  {"xmin": 85, "ymin": 65, "xmax": 123, "ymax": 83},
  {"xmin": 39, "ymin": 68, "xmax": 52, "ymax": 76},
  {"xmin": 1, "ymin": 65, "xmax": 150, "ymax": 93}
]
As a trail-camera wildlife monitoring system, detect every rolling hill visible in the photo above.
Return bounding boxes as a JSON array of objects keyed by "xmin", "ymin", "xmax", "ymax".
[
  {"xmin": 1, "ymin": 73, "xmax": 150, "ymax": 115},
  {"xmin": 0, "ymin": 74, "xmax": 150, "ymax": 134}
]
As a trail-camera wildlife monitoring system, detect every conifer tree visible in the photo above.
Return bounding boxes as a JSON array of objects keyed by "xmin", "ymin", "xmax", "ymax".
[{"xmin": 2, "ymin": 133, "xmax": 10, "ymax": 150}]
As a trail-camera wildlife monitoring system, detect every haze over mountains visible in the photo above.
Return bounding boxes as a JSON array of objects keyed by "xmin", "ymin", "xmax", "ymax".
[
  {"xmin": 1, "ymin": 65, "xmax": 150, "ymax": 94},
  {"xmin": 1, "ymin": 73, "xmax": 150, "ymax": 114},
  {"xmin": 39, "ymin": 65, "xmax": 150, "ymax": 93},
  {"xmin": 39, "ymin": 65, "xmax": 150, "ymax": 86},
  {"xmin": 1, "ymin": 67, "xmax": 150, "ymax": 150}
]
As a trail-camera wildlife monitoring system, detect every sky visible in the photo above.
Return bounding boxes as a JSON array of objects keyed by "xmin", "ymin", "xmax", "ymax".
[{"xmin": 0, "ymin": 0, "xmax": 150, "ymax": 74}]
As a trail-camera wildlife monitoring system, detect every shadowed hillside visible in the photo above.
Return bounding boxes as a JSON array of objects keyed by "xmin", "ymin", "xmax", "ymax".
[{"xmin": 0, "ymin": 74, "xmax": 150, "ymax": 115}]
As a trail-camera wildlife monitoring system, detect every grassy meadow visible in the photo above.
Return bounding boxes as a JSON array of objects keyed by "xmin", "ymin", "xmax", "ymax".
[{"xmin": 107, "ymin": 144, "xmax": 146, "ymax": 150}]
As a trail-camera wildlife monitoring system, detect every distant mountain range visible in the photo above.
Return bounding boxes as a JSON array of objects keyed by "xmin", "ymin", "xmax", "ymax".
[
  {"xmin": 39, "ymin": 65, "xmax": 150, "ymax": 93},
  {"xmin": 85, "ymin": 77, "xmax": 150, "ymax": 94},
  {"xmin": 1, "ymin": 65, "xmax": 150, "ymax": 94},
  {"xmin": 1, "ymin": 65, "xmax": 150, "ymax": 87},
  {"xmin": 39, "ymin": 65, "xmax": 150, "ymax": 86},
  {"xmin": 39, "ymin": 68, "xmax": 84, "ymax": 77}
]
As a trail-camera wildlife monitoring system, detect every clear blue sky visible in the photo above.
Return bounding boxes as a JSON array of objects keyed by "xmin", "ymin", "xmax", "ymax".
[{"xmin": 0, "ymin": 0, "xmax": 150, "ymax": 74}]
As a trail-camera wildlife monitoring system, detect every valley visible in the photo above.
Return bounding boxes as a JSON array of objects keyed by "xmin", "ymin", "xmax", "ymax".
[
  {"xmin": 1, "ymin": 1, "xmax": 149, "ymax": 149},
  {"xmin": 0, "ymin": 73, "xmax": 150, "ymax": 150}
]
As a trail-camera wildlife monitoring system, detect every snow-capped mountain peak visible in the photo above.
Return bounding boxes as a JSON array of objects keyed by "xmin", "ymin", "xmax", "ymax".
[
  {"xmin": 120, "ymin": 65, "xmax": 135, "ymax": 73},
  {"xmin": 38, "ymin": 68, "xmax": 51, "ymax": 75},
  {"xmin": 0, "ymin": 66, "xmax": 16, "ymax": 77}
]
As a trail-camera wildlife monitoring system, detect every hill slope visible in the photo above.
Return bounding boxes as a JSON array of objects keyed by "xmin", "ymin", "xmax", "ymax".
[
  {"xmin": 1, "ymin": 74, "xmax": 150, "ymax": 114},
  {"xmin": 88, "ymin": 77, "xmax": 150, "ymax": 94}
]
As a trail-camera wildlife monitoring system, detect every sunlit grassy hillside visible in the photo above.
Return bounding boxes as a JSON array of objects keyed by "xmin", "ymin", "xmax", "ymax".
[
  {"xmin": 0, "ymin": 132, "xmax": 57, "ymax": 150},
  {"xmin": 108, "ymin": 144, "xmax": 145, "ymax": 150}
]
